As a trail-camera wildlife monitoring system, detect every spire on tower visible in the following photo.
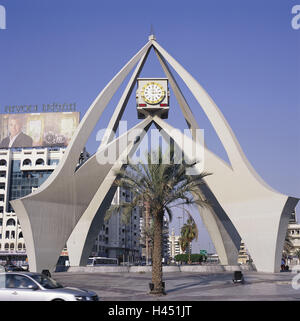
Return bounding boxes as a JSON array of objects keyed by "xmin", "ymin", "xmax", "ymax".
[{"xmin": 148, "ymin": 24, "xmax": 156, "ymax": 41}]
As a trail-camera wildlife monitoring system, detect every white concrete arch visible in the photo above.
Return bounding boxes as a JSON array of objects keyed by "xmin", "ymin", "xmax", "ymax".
[
  {"xmin": 153, "ymin": 114, "xmax": 298, "ymax": 272},
  {"xmin": 150, "ymin": 40, "xmax": 299, "ymax": 271},
  {"xmin": 11, "ymin": 41, "xmax": 152, "ymax": 272}
]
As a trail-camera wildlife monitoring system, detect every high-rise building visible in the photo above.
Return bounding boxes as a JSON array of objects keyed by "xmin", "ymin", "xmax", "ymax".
[
  {"xmin": 237, "ymin": 241, "xmax": 250, "ymax": 264},
  {"xmin": 0, "ymin": 147, "xmax": 64, "ymax": 261},
  {"xmin": 91, "ymin": 186, "xmax": 142, "ymax": 264},
  {"xmin": 168, "ymin": 229, "xmax": 185, "ymax": 261},
  {"xmin": 285, "ymin": 210, "xmax": 300, "ymax": 257}
]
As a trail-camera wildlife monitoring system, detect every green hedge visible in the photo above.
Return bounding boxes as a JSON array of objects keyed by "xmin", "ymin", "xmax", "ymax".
[{"xmin": 174, "ymin": 254, "xmax": 206, "ymax": 263}]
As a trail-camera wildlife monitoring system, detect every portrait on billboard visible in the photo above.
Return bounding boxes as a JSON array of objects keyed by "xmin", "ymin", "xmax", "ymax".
[
  {"xmin": 0, "ymin": 112, "xmax": 80, "ymax": 149},
  {"xmin": 0, "ymin": 114, "xmax": 33, "ymax": 148}
]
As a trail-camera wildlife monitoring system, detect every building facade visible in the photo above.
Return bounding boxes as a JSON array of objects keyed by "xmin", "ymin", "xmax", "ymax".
[
  {"xmin": 0, "ymin": 147, "xmax": 66, "ymax": 258},
  {"xmin": 285, "ymin": 210, "xmax": 300, "ymax": 257},
  {"xmin": 91, "ymin": 186, "xmax": 142, "ymax": 264},
  {"xmin": 168, "ymin": 229, "xmax": 185, "ymax": 261},
  {"xmin": 237, "ymin": 241, "xmax": 250, "ymax": 265}
]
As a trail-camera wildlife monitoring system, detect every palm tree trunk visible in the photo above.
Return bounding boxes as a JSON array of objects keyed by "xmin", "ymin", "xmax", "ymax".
[{"xmin": 151, "ymin": 210, "xmax": 165, "ymax": 295}]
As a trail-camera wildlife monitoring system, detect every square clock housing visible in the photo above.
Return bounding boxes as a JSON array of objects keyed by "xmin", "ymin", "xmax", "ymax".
[{"xmin": 136, "ymin": 78, "xmax": 169, "ymax": 119}]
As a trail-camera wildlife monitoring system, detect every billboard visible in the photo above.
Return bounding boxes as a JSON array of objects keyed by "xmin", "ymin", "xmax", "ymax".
[{"xmin": 0, "ymin": 112, "xmax": 79, "ymax": 148}]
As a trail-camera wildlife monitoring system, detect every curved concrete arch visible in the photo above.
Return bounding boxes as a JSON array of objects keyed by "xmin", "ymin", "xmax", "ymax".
[
  {"xmin": 153, "ymin": 115, "xmax": 298, "ymax": 272},
  {"xmin": 152, "ymin": 40, "xmax": 278, "ymax": 191},
  {"xmin": 150, "ymin": 40, "xmax": 299, "ymax": 272},
  {"xmin": 11, "ymin": 41, "xmax": 152, "ymax": 272},
  {"xmin": 66, "ymin": 48, "xmax": 152, "ymax": 266}
]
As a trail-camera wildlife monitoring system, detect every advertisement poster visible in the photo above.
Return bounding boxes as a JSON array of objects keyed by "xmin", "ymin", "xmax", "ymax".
[{"xmin": 0, "ymin": 112, "xmax": 79, "ymax": 148}]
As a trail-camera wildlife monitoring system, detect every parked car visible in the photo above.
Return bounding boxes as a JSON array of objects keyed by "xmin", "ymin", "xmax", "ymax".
[{"xmin": 0, "ymin": 272, "xmax": 99, "ymax": 301}]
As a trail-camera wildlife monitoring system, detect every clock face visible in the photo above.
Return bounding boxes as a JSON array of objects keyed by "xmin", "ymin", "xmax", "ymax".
[{"xmin": 141, "ymin": 82, "xmax": 165, "ymax": 105}]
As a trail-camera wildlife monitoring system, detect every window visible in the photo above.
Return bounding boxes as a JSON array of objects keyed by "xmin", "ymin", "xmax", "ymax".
[
  {"xmin": 4, "ymin": 243, "xmax": 9, "ymax": 250},
  {"xmin": 48, "ymin": 159, "xmax": 59, "ymax": 166},
  {"xmin": 22, "ymin": 159, "xmax": 32, "ymax": 166},
  {"xmin": 0, "ymin": 160, "xmax": 7, "ymax": 166},
  {"xmin": 18, "ymin": 232, "xmax": 23, "ymax": 238},
  {"xmin": 5, "ymin": 231, "xmax": 9, "ymax": 239},
  {"xmin": 5, "ymin": 274, "xmax": 37, "ymax": 289},
  {"xmin": 11, "ymin": 231, "xmax": 15, "ymax": 239},
  {"xmin": 35, "ymin": 159, "xmax": 45, "ymax": 166},
  {"xmin": 6, "ymin": 218, "xmax": 16, "ymax": 226},
  {"xmin": 18, "ymin": 243, "xmax": 22, "ymax": 250},
  {"xmin": 10, "ymin": 243, "xmax": 14, "ymax": 250}
]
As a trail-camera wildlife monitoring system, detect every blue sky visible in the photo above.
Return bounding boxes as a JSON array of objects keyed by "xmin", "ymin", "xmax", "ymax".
[{"xmin": 0, "ymin": 0, "xmax": 299, "ymax": 252}]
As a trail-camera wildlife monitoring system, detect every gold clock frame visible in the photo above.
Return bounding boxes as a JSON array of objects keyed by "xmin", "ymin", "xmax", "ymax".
[{"xmin": 141, "ymin": 81, "xmax": 165, "ymax": 105}]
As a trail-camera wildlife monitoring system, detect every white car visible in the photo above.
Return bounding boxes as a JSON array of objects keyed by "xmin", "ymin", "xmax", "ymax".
[{"xmin": 0, "ymin": 272, "xmax": 99, "ymax": 301}]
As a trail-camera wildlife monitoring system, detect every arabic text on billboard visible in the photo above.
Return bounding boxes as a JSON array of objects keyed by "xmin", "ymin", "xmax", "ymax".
[{"xmin": 0, "ymin": 112, "xmax": 79, "ymax": 148}]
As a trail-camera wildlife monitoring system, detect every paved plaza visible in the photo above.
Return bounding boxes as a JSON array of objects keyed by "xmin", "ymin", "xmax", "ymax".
[{"xmin": 51, "ymin": 271, "xmax": 300, "ymax": 301}]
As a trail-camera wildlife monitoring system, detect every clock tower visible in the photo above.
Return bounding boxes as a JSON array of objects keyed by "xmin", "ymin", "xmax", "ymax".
[{"xmin": 136, "ymin": 78, "xmax": 169, "ymax": 119}]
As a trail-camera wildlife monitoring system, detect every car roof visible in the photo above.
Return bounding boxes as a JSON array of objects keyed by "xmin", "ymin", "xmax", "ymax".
[{"xmin": 0, "ymin": 272, "xmax": 42, "ymax": 276}]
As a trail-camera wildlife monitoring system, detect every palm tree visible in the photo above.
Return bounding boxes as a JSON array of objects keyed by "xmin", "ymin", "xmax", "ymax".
[
  {"xmin": 178, "ymin": 236, "xmax": 189, "ymax": 254},
  {"xmin": 105, "ymin": 148, "xmax": 211, "ymax": 295},
  {"xmin": 180, "ymin": 214, "xmax": 198, "ymax": 264}
]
